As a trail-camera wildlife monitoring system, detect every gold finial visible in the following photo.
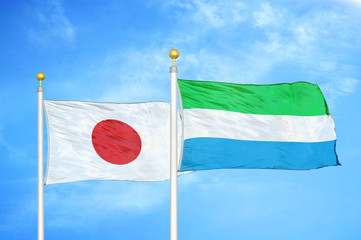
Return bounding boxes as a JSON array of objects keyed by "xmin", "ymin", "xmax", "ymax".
[
  {"xmin": 169, "ymin": 49, "xmax": 179, "ymax": 66},
  {"xmin": 36, "ymin": 72, "xmax": 45, "ymax": 87}
]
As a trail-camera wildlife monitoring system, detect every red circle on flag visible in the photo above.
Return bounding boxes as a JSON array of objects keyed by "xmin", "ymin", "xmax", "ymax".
[{"xmin": 91, "ymin": 119, "xmax": 142, "ymax": 165}]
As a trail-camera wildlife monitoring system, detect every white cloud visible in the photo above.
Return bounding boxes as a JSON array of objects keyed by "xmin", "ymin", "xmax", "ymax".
[
  {"xmin": 179, "ymin": 171, "xmax": 299, "ymax": 222},
  {"xmin": 0, "ymin": 175, "xmax": 199, "ymax": 232},
  {"xmin": 253, "ymin": 2, "xmax": 283, "ymax": 27},
  {"xmin": 45, "ymin": 173, "xmax": 199, "ymax": 228},
  {"xmin": 294, "ymin": 26, "xmax": 316, "ymax": 45},
  {"xmin": 244, "ymin": 3, "xmax": 361, "ymax": 92},
  {"xmin": 0, "ymin": 203, "xmax": 36, "ymax": 234},
  {"xmin": 337, "ymin": 78, "xmax": 358, "ymax": 93},
  {"xmin": 39, "ymin": 1, "xmax": 359, "ymax": 111},
  {"xmin": 94, "ymin": 47, "xmax": 171, "ymax": 103},
  {"xmin": 44, "ymin": 181, "xmax": 169, "ymax": 228},
  {"xmin": 163, "ymin": 1, "xmax": 360, "ymax": 93},
  {"xmin": 320, "ymin": 78, "xmax": 359, "ymax": 106},
  {"xmin": 165, "ymin": 0, "xmax": 246, "ymax": 28},
  {"xmin": 27, "ymin": 0, "xmax": 75, "ymax": 45},
  {"xmin": 333, "ymin": 0, "xmax": 361, "ymax": 7},
  {"xmin": 0, "ymin": 126, "xmax": 26, "ymax": 158}
]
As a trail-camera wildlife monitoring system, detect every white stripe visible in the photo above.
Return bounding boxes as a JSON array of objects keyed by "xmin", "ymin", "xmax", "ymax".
[{"xmin": 184, "ymin": 109, "xmax": 336, "ymax": 142}]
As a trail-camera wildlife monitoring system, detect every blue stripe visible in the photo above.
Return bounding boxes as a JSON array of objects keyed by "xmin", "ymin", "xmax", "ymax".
[{"xmin": 180, "ymin": 138, "xmax": 339, "ymax": 171}]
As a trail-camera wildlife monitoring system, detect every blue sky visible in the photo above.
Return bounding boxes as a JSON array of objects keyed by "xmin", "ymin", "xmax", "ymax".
[{"xmin": 1, "ymin": 0, "xmax": 361, "ymax": 239}]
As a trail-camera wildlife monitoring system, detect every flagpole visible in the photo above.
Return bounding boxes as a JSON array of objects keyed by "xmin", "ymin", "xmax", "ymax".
[
  {"xmin": 169, "ymin": 49, "xmax": 179, "ymax": 240},
  {"xmin": 37, "ymin": 72, "xmax": 45, "ymax": 240}
]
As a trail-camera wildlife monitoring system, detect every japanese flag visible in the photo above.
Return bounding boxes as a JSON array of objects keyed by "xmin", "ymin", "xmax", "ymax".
[{"xmin": 44, "ymin": 100, "xmax": 183, "ymax": 185}]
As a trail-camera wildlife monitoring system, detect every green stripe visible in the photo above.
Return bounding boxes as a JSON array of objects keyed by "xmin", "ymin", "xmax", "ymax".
[{"xmin": 177, "ymin": 79, "xmax": 329, "ymax": 116}]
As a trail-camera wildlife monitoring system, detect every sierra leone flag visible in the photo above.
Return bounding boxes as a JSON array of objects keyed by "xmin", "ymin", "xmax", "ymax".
[{"xmin": 177, "ymin": 79, "xmax": 339, "ymax": 172}]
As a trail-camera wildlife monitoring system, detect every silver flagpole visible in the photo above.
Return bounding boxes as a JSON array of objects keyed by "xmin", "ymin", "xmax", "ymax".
[
  {"xmin": 169, "ymin": 49, "xmax": 179, "ymax": 240},
  {"xmin": 37, "ymin": 72, "xmax": 45, "ymax": 240}
]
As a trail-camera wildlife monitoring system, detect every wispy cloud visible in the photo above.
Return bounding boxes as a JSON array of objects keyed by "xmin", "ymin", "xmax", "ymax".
[
  {"xmin": 44, "ymin": 181, "xmax": 169, "ymax": 228},
  {"xmin": 1, "ymin": 181, "xmax": 168, "ymax": 231},
  {"xmin": 48, "ymin": 0, "xmax": 359, "ymax": 108},
  {"xmin": 320, "ymin": 77, "xmax": 359, "ymax": 106},
  {"xmin": 27, "ymin": 0, "xmax": 75, "ymax": 46},
  {"xmin": 246, "ymin": 2, "xmax": 361, "ymax": 101},
  {"xmin": 253, "ymin": 2, "xmax": 283, "ymax": 28},
  {"xmin": 179, "ymin": 171, "xmax": 299, "ymax": 223},
  {"xmin": 0, "ymin": 126, "xmax": 26, "ymax": 158},
  {"xmin": 160, "ymin": 1, "xmax": 361, "ymax": 95},
  {"xmin": 0, "ymin": 202, "xmax": 36, "ymax": 236},
  {"xmin": 94, "ymin": 47, "xmax": 171, "ymax": 103},
  {"xmin": 332, "ymin": 0, "xmax": 361, "ymax": 7},
  {"xmin": 337, "ymin": 78, "xmax": 358, "ymax": 93},
  {"xmin": 165, "ymin": 0, "xmax": 246, "ymax": 28}
]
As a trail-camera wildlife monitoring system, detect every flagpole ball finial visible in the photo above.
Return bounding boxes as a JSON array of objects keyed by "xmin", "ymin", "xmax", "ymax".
[
  {"xmin": 169, "ymin": 49, "xmax": 179, "ymax": 66},
  {"xmin": 169, "ymin": 49, "xmax": 179, "ymax": 59},
  {"xmin": 36, "ymin": 72, "xmax": 45, "ymax": 86}
]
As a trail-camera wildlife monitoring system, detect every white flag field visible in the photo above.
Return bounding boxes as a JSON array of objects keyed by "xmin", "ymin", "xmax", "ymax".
[{"xmin": 44, "ymin": 100, "xmax": 183, "ymax": 185}]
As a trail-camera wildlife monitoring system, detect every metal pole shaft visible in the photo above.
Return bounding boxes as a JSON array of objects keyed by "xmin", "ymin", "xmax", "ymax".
[
  {"xmin": 170, "ymin": 65, "xmax": 178, "ymax": 240},
  {"xmin": 37, "ymin": 86, "xmax": 44, "ymax": 240}
]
